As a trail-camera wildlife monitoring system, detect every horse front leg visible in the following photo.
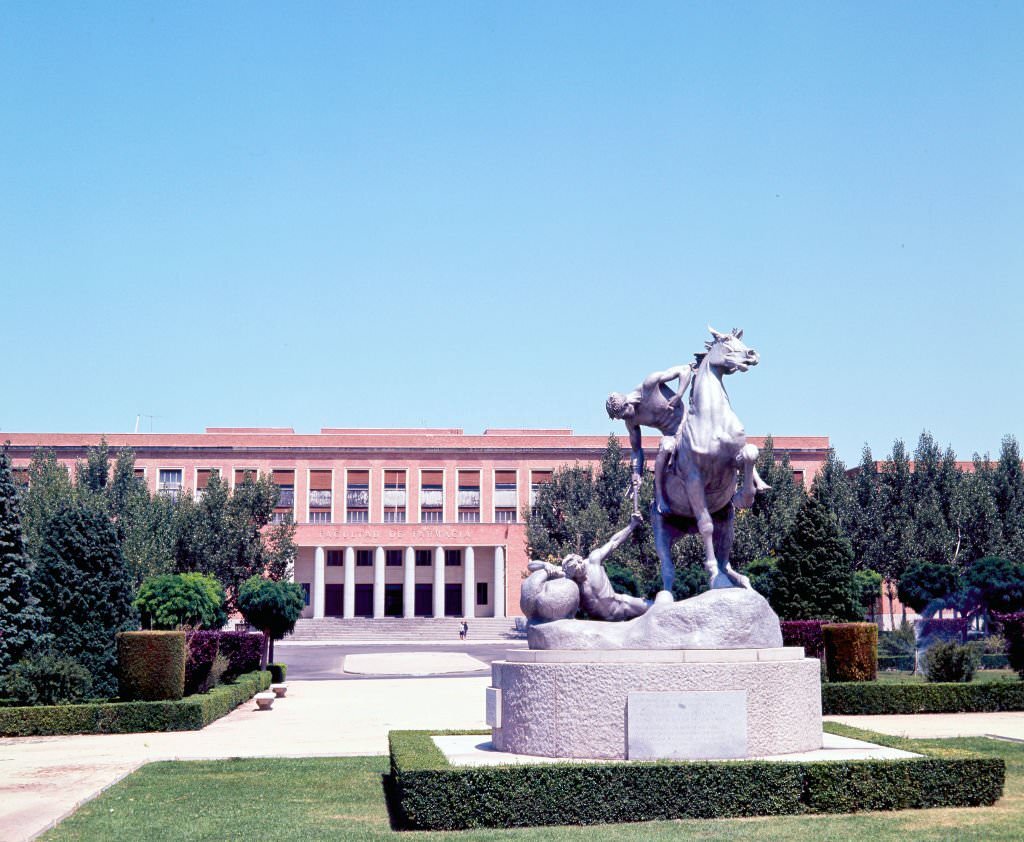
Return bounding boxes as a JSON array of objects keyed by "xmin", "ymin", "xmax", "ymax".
[
  {"xmin": 650, "ymin": 500, "xmax": 679, "ymax": 597},
  {"xmin": 732, "ymin": 444, "xmax": 759, "ymax": 509},
  {"xmin": 683, "ymin": 474, "xmax": 717, "ymax": 583},
  {"xmin": 712, "ymin": 505, "xmax": 751, "ymax": 590}
]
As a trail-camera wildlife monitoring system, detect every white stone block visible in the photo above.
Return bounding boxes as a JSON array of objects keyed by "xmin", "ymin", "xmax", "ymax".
[
  {"xmin": 486, "ymin": 687, "xmax": 502, "ymax": 727},
  {"xmin": 627, "ymin": 691, "xmax": 748, "ymax": 760}
]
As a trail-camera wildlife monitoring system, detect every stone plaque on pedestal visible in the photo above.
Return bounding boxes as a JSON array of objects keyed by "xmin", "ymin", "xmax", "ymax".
[{"xmin": 627, "ymin": 690, "xmax": 747, "ymax": 760}]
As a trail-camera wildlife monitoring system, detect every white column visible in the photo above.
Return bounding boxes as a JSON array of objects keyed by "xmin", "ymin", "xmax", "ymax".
[
  {"xmin": 433, "ymin": 546, "xmax": 445, "ymax": 618},
  {"xmin": 313, "ymin": 546, "xmax": 325, "ymax": 619},
  {"xmin": 493, "ymin": 545, "xmax": 506, "ymax": 618},
  {"xmin": 463, "ymin": 546, "xmax": 475, "ymax": 619},
  {"xmin": 373, "ymin": 546, "xmax": 385, "ymax": 618},
  {"xmin": 343, "ymin": 546, "xmax": 355, "ymax": 619},
  {"xmin": 403, "ymin": 546, "xmax": 415, "ymax": 618}
]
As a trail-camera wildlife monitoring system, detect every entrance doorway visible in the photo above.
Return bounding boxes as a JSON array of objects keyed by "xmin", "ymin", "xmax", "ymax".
[
  {"xmin": 444, "ymin": 583, "xmax": 462, "ymax": 617},
  {"xmin": 414, "ymin": 583, "xmax": 433, "ymax": 617},
  {"xmin": 324, "ymin": 585, "xmax": 343, "ymax": 617},
  {"xmin": 354, "ymin": 584, "xmax": 373, "ymax": 617},
  {"xmin": 384, "ymin": 584, "xmax": 403, "ymax": 617}
]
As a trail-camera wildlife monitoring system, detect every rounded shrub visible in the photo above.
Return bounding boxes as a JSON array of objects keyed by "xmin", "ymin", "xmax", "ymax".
[
  {"xmin": 1, "ymin": 651, "xmax": 93, "ymax": 705},
  {"xmin": 117, "ymin": 631, "xmax": 186, "ymax": 701},
  {"xmin": 922, "ymin": 640, "xmax": 980, "ymax": 683},
  {"xmin": 268, "ymin": 663, "xmax": 287, "ymax": 683},
  {"xmin": 823, "ymin": 622, "xmax": 878, "ymax": 682}
]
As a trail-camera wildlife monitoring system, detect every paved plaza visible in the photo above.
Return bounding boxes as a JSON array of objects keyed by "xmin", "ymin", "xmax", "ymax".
[{"xmin": 2, "ymin": 650, "xmax": 1023, "ymax": 841}]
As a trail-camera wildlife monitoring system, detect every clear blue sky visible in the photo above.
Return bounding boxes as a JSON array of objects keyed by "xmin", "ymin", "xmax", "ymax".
[{"xmin": 3, "ymin": 2, "xmax": 1022, "ymax": 467}]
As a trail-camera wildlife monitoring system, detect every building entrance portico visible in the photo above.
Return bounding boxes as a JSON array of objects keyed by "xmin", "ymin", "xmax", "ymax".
[{"xmin": 299, "ymin": 543, "xmax": 508, "ymax": 621}]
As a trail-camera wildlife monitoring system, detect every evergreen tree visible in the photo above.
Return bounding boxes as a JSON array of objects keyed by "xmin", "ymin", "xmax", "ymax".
[
  {"xmin": 731, "ymin": 436, "xmax": 805, "ymax": 567},
  {"xmin": 0, "ymin": 445, "xmax": 49, "ymax": 672},
  {"xmin": 594, "ymin": 435, "xmax": 632, "ymax": 527},
  {"xmin": 897, "ymin": 560, "xmax": 960, "ymax": 614},
  {"xmin": 994, "ymin": 435, "xmax": 1024, "ymax": 562},
  {"xmin": 770, "ymin": 495, "xmax": 860, "ymax": 622},
  {"xmin": 35, "ymin": 502, "xmax": 137, "ymax": 697},
  {"xmin": 810, "ymin": 448, "xmax": 857, "ymax": 537}
]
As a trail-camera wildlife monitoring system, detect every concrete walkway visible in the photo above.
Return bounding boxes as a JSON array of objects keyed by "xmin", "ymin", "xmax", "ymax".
[
  {"xmin": 826, "ymin": 710, "xmax": 1024, "ymax": 740},
  {"xmin": 3, "ymin": 678, "xmax": 1023, "ymax": 842},
  {"xmin": 0, "ymin": 677, "xmax": 489, "ymax": 842}
]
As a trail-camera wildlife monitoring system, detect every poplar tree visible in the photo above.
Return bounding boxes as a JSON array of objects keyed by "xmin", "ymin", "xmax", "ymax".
[
  {"xmin": 994, "ymin": 435, "xmax": 1024, "ymax": 562},
  {"xmin": 961, "ymin": 456, "xmax": 1003, "ymax": 564},
  {"xmin": 911, "ymin": 431, "xmax": 954, "ymax": 565},
  {"xmin": 810, "ymin": 448, "xmax": 857, "ymax": 538},
  {"xmin": 0, "ymin": 446, "xmax": 48, "ymax": 672}
]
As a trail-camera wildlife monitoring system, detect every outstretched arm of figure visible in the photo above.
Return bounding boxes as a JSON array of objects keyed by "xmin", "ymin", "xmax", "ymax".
[
  {"xmin": 651, "ymin": 364, "xmax": 696, "ymax": 409},
  {"xmin": 527, "ymin": 560, "xmax": 565, "ymax": 579},
  {"xmin": 588, "ymin": 512, "xmax": 643, "ymax": 567},
  {"xmin": 627, "ymin": 423, "xmax": 644, "ymax": 482}
]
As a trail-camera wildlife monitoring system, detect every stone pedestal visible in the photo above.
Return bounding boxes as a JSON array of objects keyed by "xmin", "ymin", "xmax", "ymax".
[{"xmin": 489, "ymin": 648, "xmax": 821, "ymax": 760}]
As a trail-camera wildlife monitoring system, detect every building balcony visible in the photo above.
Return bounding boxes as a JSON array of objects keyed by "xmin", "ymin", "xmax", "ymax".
[
  {"xmin": 457, "ymin": 490, "xmax": 480, "ymax": 507},
  {"xmin": 309, "ymin": 490, "xmax": 332, "ymax": 508},
  {"xmin": 346, "ymin": 489, "xmax": 370, "ymax": 508},
  {"xmin": 383, "ymin": 488, "xmax": 407, "ymax": 507},
  {"xmin": 419, "ymin": 489, "xmax": 444, "ymax": 507},
  {"xmin": 493, "ymin": 488, "xmax": 518, "ymax": 508},
  {"xmin": 276, "ymin": 488, "xmax": 295, "ymax": 508}
]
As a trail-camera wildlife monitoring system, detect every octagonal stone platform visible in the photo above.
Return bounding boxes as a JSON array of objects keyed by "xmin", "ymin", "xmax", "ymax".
[{"xmin": 489, "ymin": 648, "xmax": 821, "ymax": 760}]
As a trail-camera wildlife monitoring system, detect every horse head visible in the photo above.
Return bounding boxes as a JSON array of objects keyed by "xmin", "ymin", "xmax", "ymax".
[{"xmin": 704, "ymin": 326, "xmax": 759, "ymax": 374}]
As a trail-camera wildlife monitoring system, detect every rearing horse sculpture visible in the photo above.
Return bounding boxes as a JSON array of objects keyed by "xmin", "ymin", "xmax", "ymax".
[{"xmin": 651, "ymin": 327, "xmax": 762, "ymax": 593}]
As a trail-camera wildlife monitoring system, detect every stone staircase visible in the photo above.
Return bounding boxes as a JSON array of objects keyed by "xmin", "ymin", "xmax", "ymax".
[{"xmin": 285, "ymin": 616, "xmax": 524, "ymax": 642}]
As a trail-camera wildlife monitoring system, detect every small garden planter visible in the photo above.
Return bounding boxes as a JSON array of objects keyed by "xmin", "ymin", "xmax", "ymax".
[
  {"xmin": 271, "ymin": 683, "xmax": 288, "ymax": 698},
  {"xmin": 255, "ymin": 692, "xmax": 276, "ymax": 710}
]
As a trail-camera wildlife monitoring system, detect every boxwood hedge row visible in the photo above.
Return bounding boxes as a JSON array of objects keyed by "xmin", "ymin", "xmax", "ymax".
[
  {"xmin": 823, "ymin": 680, "xmax": 1024, "ymax": 715},
  {"xmin": 0, "ymin": 670, "xmax": 271, "ymax": 737},
  {"xmin": 389, "ymin": 727, "xmax": 1004, "ymax": 830}
]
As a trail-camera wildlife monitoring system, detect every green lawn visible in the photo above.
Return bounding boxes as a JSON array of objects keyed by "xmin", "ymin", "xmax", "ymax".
[
  {"xmin": 874, "ymin": 669, "xmax": 1018, "ymax": 684},
  {"xmin": 44, "ymin": 730, "xmax": 1024, "ymax": 842}
]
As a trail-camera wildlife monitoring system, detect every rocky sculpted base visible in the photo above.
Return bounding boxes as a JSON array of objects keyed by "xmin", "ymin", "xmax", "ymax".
[{"xmin": 527, "ymin": 587, "xmax": 783, "ymax": 650}]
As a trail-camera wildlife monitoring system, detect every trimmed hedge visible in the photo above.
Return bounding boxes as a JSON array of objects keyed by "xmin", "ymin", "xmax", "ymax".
[
  {"xmin": 878, "ymin": 654, "xmax": 915, "ymax": 671},
  {"xmin": 185, "ymin": 631, "xmax": 262, "ymax": 695},
  {"xmin": 823, "ymin": 623, "xmax": 877, "ymax": 682},
  {"xmin": 781, "ymin": 620, "xmax": 826, "ymax": 659},
  {"xmin": 268, "ymin": 662, "xmax": 287, "ymax": 683},
  {"xmin": 0, "ymin": 670, "xmax": 271, "ymax": 737},
  {"xmin": 388, "ymin": 727, "xmax": 1004, "ymax": 829},
  {"xmin": 117, "ymin": 631, "xmax": 186, "ymax": 701},
  {"xmin": 823, "ymin": 680, "xmax": 1024, "ymax": 715},
  {"xmin": 215, "ymin": 631, "xmax": 262, "ymax": 677},
  {"xmin": 877, "ymin": 653, "xmax": 1008, "ymax": 672}
]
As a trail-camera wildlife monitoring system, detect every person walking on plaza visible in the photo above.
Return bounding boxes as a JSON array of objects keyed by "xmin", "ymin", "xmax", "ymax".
[{"xmin": 460, "ymin": 621, "xmax": 468, "ymax": 640}]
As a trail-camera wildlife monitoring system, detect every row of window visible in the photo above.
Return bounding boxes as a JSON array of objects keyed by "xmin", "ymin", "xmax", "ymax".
[
  {"xmin": 141, "ymin": 466, "xmax": 554, "ymax": 524},
  {"xmin": 325, "ymin": 548, "xmax": 467, "ymax": 567}
]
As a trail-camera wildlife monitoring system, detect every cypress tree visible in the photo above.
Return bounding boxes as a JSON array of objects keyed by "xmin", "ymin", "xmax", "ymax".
[
  {"xmin": 0, "ymin": 445, "xmax": 48, "ymax": 673},
  {"xmin": 35, "ymin": 502, "xmax": 137, "ymax": 698},
  {"xmin": 770, "ymin": 495, "xmax": 860, "ymax": 622}
]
